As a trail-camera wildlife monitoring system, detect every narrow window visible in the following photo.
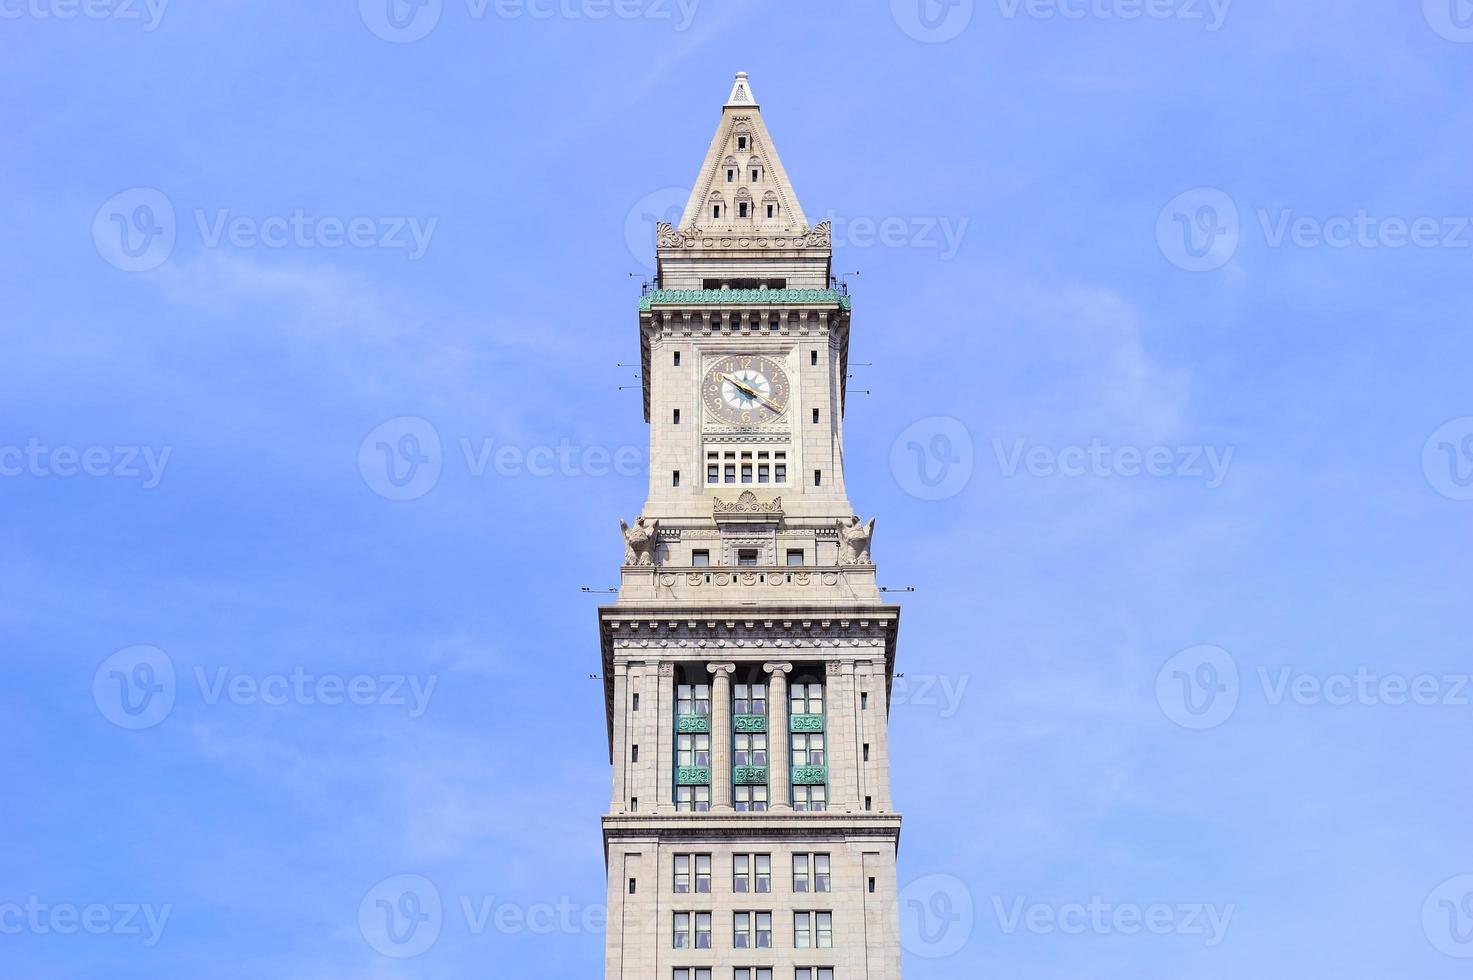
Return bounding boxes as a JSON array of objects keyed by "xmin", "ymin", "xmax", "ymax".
[
  {"xmin": 737, "ymin": 136, "xmax": 748, "ymax": 150},
  {"xmin": 766, "ymin": 204, "xmax": 775, "ymax": 218},
  {"xmin": 813, "ymin": 469, "xmax": 822, "ymax": 487},
  {"xmin": 629, "ymin": 878, "xmax": 637, "ymax": 895},
  {"xmin": 812, "ymin": 408, "xmax": 820, "ymax": 424},
  {"xmin": 631, "ymin": 796, "xmax": 638, "ymax": 810},
  {"xmin": 811, "ymin": 349, "xmax": 818, "ymax": 365},
  {"xmin": 633, "ymin": 693, "xmax": 640, "ymax": 711},
  {"xmin": 674, "ymin": 350, "xmax": 681, "ymax": 366},
  {"xmin": 863, "ymin": 742, "xmax": 870, "ymax": 761},
  {"xmin": 738, "ymin": 202, "xmax": 749, "ymax": 218},
  {"xmin": 861, "ymin": 691, "xmax": 869, "ymax": 709},
  {"xmin": 632, "ymin": 744, "xmax": 639, "ymax": 762},
  {"xmin": 673, "ymin": 408, "xmax": 680, "ymax": 424},
  {"xmin": 673, "ymin": 470, "xmax": 681, "ymax": 487},
  {"xmin": 865, "ymin": 795, "xmax": 873, "ymax": 811},
  {"xmin": 868, "ymin": 877, "xmax": 877, "ymax": 894},
  {"xmin": 726, "ymin": 168, "xmax": 735, "ymax": 182},
  {"xmin": 713, "ymin": 205, "xmax": 721, "ymax": 218},
  {"xmin": 751, "ymin": 169, "xmax": 759, "ymax": 181}
]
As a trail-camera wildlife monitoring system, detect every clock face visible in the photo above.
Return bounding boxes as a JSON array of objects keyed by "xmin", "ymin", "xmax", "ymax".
[{"xmin": 703, "ymin": 354, "xmax": 791, "ymax": 426}]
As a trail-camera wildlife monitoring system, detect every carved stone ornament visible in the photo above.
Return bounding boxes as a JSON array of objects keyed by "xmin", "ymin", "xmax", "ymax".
[
  {"xmin": 620, "ymin": 516, "xmax": 659, "ymax": 566},
  {"xmin": 714, "ymin": 491, "xmax": 783, "ymax": 517},
  {"xmin": 837, "ymin": 515, "xmax": 876, "ymax": 565}
]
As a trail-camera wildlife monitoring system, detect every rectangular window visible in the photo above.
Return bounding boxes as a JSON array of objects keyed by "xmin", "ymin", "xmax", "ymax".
[
  {"xmin": 813, "ymin": 469, "xmax": 822, "ymax": 487},
  {"xmin": 678, "ymin": 684, "xmax": 711, "ymax": 715},
  {"xmin": 812, "ymin": 408, "xmax": 820, "ymax": 423},
  {"xmin": 632, "ymin": 693, "xmax": 640, "ymax": 711},
  {"xmin": 737, "ymin": 136, "xmax": 747, "ymax": 149},
  {"xmin": 795, "ymin": 970, "xmax": 834, "ymax": 980},
  {"xmin": 673, "ymin": 970, "xmax": 711, "ymax": 980},
  {"xmin": 696, "ymin": 912, "xmax": 712, "ymax": 949},
  {"xmin": 692, "ymin": 549, "xmax": 710, "ymax": 567},
  {"xmin": 863, "ymin": 743, "xmax": 869, "ymax": 761},
  {"xmin": 861, "ymin": 692, "xmax": 869, "ymax": 710},
  {"xmin": 727, "ymin": 169, "xmax": 735, "ymax": 182},
  {"xmin": 794, "ymin": 912, "xmax": 832, "ymax": 949},
  {"xmin": 674, "ymin": 350, "xmax": 681, "ymax": 366},
  {"xmin": 733, "ymin": 969, "xmax": 772, "ymax": 980},
  {"xmin": 629, "ymin": 878, "xmax": 636, "ymax": 894},
  {"xmin": 739, "ymin": 202, "xmax": 749, "ymax": 218},
  {"xmin": 752, "ymin": 169, "xmax": 760, "ymax": 181},
  {"xmin": 791, "ymin": 682, "xmax": 825, "ymax": 715},
  {"xmin": 733, "ymin": 912, "xmax": 752, "ymax": 949},
  {"xmin": 675, "ymin": 785, "xmax": 711, "ymax": 812},
  {"xmin": 766, "ymin": 205, "xmax": 775, "ymax": 218},
  {"xmin": 631, "ymin": 744, "xmax": 639, "ymax": 762},
  {"xmin": 865, "ymin": 795, "xmax": 873, "ymax": 811},
  {"xmin": 792, "ymin": 784, "xmax": 826, "ymax": 812},
  {"xmin": 791, "ymin": 733, "xmax": 826, "ymax": 767},
  {"xmin": 674, "ymin": 912, "xmax": 690, "ymax": 948},
  {"xmin": 734, "ymin": 732, "xmax": 768, "ymax": 767},
  {"xmin": 725, "ymin": 463, "xmax": 736, "ymax": 483},
  {"xmin": 734, "ymin": 683, "xmax": 766, "ymax": 715},
  {"xmin": 677, "ymin": 733, "xmax": 711, "ymax": 767},
  {"xmin": 811, "ymin": 350, "xmax": 818, "ymax": 365},
  {"xmin": 674, "ymin": 855, "xmax": 690, "ymax": 894},
  {"xmin": 733, "ymin": 854, "xmax": 772, "ymax": 892},
  {"xmin": 734, "ymin": 783, "xmax": 767, "ymax": 811},
  {"xmin": 713, "ymin": 205, "xmax": 721, "ymax": 218},
  {"xmin": 673, "ymin": 470, "xmax": 681, "ymax": 487},
  {"xmin": 673, "ymin": 409, "xmax": 681, "ymax": 424},
  {"xmin": 737, "ymin": 549, "xmax": 759, "ymax": 567},
  {"xmin": 793, "ymin": 854, "xmax": 831, "ymax": 893},
  {"xmin": 631, "ymin": 796, "xmax": 638, "ymax": 810},
  {"xmin": 786, "ymin": 549, "xmax": 804, "ymax": 567},
  {"xmin": 869, "ymin": 877, "xmax": 876, "ymax": 894}
]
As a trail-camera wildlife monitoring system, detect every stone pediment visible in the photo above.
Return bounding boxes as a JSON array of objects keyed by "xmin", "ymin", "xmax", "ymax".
[{"xmin": 713, "ymin": 491, "xmax": 783, "ymax": 525}]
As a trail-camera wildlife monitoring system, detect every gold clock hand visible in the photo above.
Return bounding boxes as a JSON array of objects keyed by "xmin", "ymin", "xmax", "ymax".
[{"xmin": 721, "ymin": 373, "xmax": 783, "ymax": 413}]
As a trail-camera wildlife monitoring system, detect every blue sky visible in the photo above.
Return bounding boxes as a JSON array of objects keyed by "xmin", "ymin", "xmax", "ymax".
[{"xmin": 3, "ymin": 0, "xmax": 1472, "ymax": 977}]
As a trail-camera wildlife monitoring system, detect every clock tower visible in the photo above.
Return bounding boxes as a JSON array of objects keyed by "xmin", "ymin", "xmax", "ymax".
[{"xmin": 600, "ymin": 72, "xmax": 904, "ymax": 980}]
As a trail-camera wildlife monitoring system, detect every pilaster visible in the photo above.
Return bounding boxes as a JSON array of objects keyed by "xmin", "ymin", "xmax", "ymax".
[
  {"xmin": 707, "ymin": 662, "xmax": 736, "ymax": 811},
  {"xmin": 763, "ymin": 661, "xmax": 793, "ymax": 810}
]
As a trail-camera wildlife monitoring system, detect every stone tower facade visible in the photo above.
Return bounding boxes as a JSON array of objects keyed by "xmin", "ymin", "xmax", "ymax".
[{"xmin": 600, "ymin": 73, "xmax": 903, "ymax": 980}]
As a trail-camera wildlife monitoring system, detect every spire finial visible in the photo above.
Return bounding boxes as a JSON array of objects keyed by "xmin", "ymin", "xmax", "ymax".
[{"xmin": 725, "ymin": 71, "xmax": 757, "ymax": 107}]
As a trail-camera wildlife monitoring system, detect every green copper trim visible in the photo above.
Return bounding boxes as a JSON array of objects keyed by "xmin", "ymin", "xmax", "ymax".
[
  {"xmin": 790, "ymin": 713, "xmax": 825, "ymax": 734},
  {"xmin": 676, "ymin": 766, "xmax": 711, "ymax": 785},
  {"xmin": 733, "ymin": 714, "xmax": 768, "ymax": 733},
  {"xmin": 676, "ymin": 714, "xmax": 711, "ymax": 734},
  {"xmin": 790, "ymin": 765, "xmax": 827, "ymax": 786},
  {"xmin": 639, "ymin": 288, "xmax": 851, "ymax": 312},
  {"xmin": 733, "ymin": 765, "xmax": 768, "ymax": 785}
]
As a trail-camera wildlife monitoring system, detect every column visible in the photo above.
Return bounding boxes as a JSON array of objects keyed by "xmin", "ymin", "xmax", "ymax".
[
  {"xmin": 764, "ymin": 661, "xmax": 793, "ymax": 810},
  {"xmin": 708, "ymin": 662, "xmax": 736, "ymax": 811},
  {"xmin": 827, "ymin": 658, "xmax": 859, "ymax": 809},
  {"xmin": 657, "ymin": 661, "xmax": 676, "ymax": 813},
  {"xmin": 611, "ymin": 660, "xmax": 628, "ymax": 810}
]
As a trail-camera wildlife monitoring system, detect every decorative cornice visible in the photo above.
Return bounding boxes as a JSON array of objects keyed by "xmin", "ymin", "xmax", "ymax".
[
  {"xmin": 640, "ymin": 284, "xmax": 849, "ymax": 312},
  {"xmin": 714, "ymin": 490, "xmax": 783, "ymax": 517}
]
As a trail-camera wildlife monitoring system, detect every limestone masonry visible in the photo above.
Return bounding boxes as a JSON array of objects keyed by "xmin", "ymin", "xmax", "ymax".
[{"xmin": 600, "ymin": 72, "xmax": 904, "ymax": 980}]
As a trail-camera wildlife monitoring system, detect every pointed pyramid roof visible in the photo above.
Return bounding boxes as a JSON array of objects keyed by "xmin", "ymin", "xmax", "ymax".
[{"xmin": 676, "ymin": 72, "xmax": 810, "ymax": 235}]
